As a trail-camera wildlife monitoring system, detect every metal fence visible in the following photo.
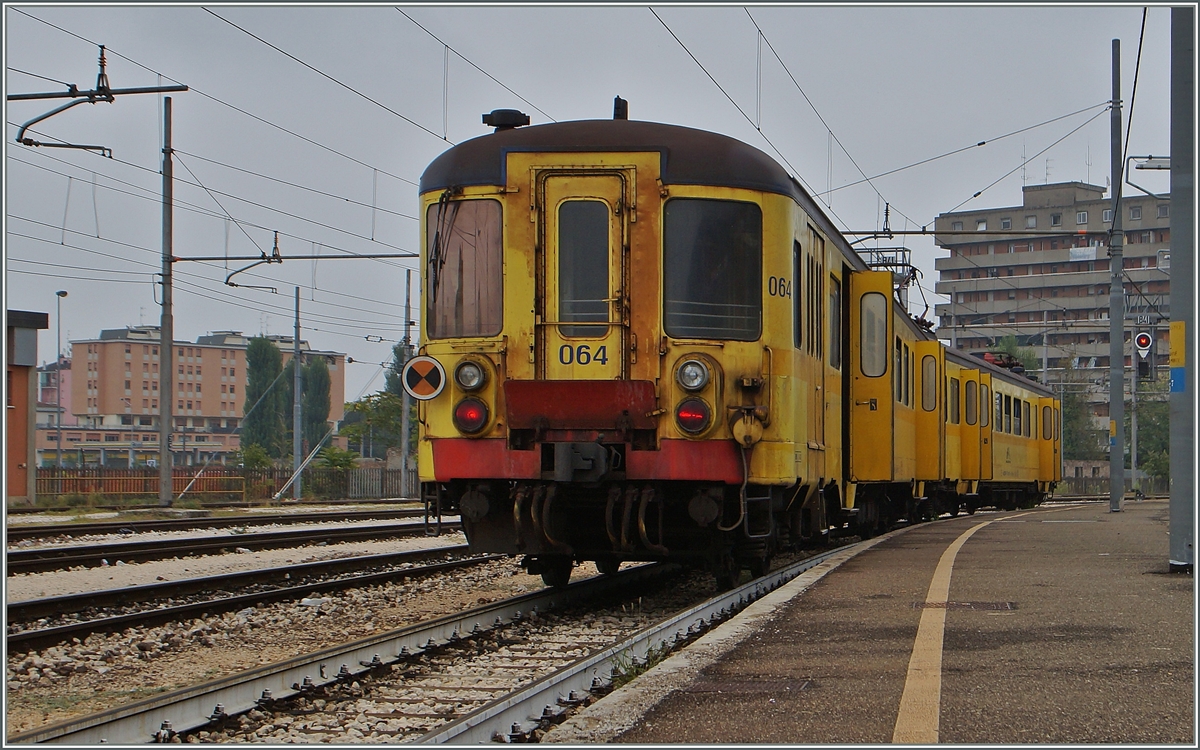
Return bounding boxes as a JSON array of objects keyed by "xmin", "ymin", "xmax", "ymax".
[
  {"xmin": 33, "ymin": 467, "xmax": 418, "ymax": 503},
  {"xmin": 1055, "ymin": 477, "xmax": 1170, "ymax": 497}
]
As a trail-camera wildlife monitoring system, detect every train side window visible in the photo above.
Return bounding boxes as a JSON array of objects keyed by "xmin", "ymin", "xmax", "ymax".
[
  {"xmin": 996, "ymin": 393, "xmax": 1003, "ymax": 429},
  {"xmin": 964, "ymin": 379, "xmax": 977, "ymax": 424},
  {"xmin": 828, "ymin": 276, "xmax": 841, "ymax": 369},
  {"xmin": 902, "ymin": 344, "xmax": 911, "ymax": 407},
  {"xmin": 793, "ymin": 241, "xmax": 803, "ymax": 349},
  {"xmin": 980, "ymin": 384, "xmax": 990, "ymax": 426},
  {"xmin": 949, "ymin": 377, "xmax": 960, "ymax": 424},
  {"xmin": 1023, "ymin": 401, "xmax": 1031, "ymax": 437},
  {"xmin": 558, "ymin": 200, "xmax": 610, "ymax": 337},
  {"xmin": 860, "ymin": 292, "xmax": 887, "ymax": 377},
  {"xmin": 426, "ymin": 198, "xmax": 504, "ymax": 338},
  {"xmin": 664, "ymin": 199, "xmax": 762, "ymax": 340},
  {"xmin": 1043, "ymin": 405, "xmax": 1052, "ymax": 439},
  {"xmin": 921, "ymin": 355, "xmax": 936, "ymax": 411},
  {"xmin": 1054, "ymin": 407, "xmax": 1060, "ymax": 439},
  {"xmin": 1014, "ymin": 398, "xmax": 1022, "ymax": 435},
  {"xmin": 1004, "ymin": 395, "xmax": 1012, "ymax": 433},
  {"xmin": 895, "ymin": 338, "xmax": 903, "ymax": 403}
]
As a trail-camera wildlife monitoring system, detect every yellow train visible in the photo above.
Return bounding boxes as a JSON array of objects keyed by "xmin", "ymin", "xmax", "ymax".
[{"xmin": 405, "ymin": 107, "xmax": 1061, "ymax": 588}]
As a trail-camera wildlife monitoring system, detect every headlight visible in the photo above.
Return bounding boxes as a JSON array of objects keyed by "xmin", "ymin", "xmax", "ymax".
[
  {"xmin": 676, "ymin": 359, "xmax": 710, "ymax": 391},
  {"xmin": 675, "ymin": 398, "xmax": 712, "ymax": 434},
  {"xmin": 454, "ymin": 361, "xmax": 486, "ymax": 390},
  {"xmin": 453, "ymin": 398, "xmax": 489, "ymax": 434}
]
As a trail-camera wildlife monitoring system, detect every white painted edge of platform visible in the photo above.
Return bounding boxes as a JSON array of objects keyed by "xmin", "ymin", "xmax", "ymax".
[{"xmin": 543, "ymin": 525, "xmax": 916, "ymax": 744}]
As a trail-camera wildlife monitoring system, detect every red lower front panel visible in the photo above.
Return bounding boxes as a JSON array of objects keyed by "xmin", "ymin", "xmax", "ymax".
[{"xmin": 430, "ymin": 438, "xmax": 742, "ymax": 484}]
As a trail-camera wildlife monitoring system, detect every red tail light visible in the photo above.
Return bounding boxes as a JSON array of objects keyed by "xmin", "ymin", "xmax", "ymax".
[
  {"xmin": 453, "ymin": 398, "xmax": 489, "ymax": 434},
  {"xmin": 676, "ymin": 398, "xmax": 711, "ymax": 434}
]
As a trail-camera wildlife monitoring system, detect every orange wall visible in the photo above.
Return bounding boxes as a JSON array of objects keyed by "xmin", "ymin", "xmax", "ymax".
[
  {"xmin": 72, "ymin": 340, "xmax": 344, "ymax": 424},
  {"xmin": 6, "ymin": 364, "xmax": 32, "ymax": 500}
]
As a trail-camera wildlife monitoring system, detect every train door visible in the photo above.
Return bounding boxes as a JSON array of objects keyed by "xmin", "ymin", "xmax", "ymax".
[
  {"xmin": 848, "ymin": 270, "xmax": 893, "ymax": 481},
  {"xmin": 1038, "ymin": 397, "xmax": 1056, "ymax": 483},
  {"xmin": 979, "ymin": 372, "xmax": 993, "ymax": 480},
  {"xmin": 537, "ymin": 171, "xmax": 629, "ymax": 380},
  {"xmin": 960, "ymin": 369, "xmax": 981, "ymax": 482},
  {"xmin": 914, "ymin": 341, "xmax": 944, "ymax": 483}
]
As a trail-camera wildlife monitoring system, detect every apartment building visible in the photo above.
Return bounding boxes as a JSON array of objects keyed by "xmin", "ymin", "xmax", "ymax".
[
  {"xmin": 933, "ymin": 182, "xmax": 1171, "ymax": 383},
  {"xmin": 39, "ymin": 326, "xmax": 345, "ymax": 467}
]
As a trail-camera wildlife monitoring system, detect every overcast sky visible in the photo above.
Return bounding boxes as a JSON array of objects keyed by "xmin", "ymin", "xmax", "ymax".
[{"xmin": 4, "ymin": 3, "xmax": 1174, "ymax": 403}]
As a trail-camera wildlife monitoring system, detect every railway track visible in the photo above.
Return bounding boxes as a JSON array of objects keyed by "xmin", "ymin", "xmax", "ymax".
[
  {"xmin": 6, "ymin": 508, "xmax": 429, "ymax": 543},
  {"xmin": 9, "ymin": 541, "xmax": 860, "ymax": 745},
  {"xmin": 5, "ymin": 520, "xmax": 461, "ymax": 574},
  {"xmin": 7, "ymin": 546, "xmax": 499, "ymax": 652}
]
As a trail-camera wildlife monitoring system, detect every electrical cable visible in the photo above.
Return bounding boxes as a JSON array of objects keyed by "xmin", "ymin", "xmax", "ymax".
[
  {"xmin": 6, "ymin": 66, "xmax": 73, "ymax": 86},
  {"xmin": 202, "ymin": 8, "xmax": 450, "ymax": 144},
  {"xmin": 8, "ymin": 213, "xmax": 421, "ymax": 318},
  {"xmin": 7, "ymin": 224, "xmax": 415, "ymax": 330},
  {"xmin": 944, "ymin": 107, "xmax": 1110, "ymax": 214},
  {"xmin": 8, "ymin": 7, "xmax": 419, "ymax": 187},
  {"xmin": 8, "ymin": 149, "xmax": 420, "ymax": 265},
  {"xmin": 824, "ymin": 102, "xmax": 1112, "ymax": 196},
  {"xmin": 649, "ymin": 7, "xmax": 860, "ymax": 235},
  {"xmin": 395, "ymin": 8, "xmax": 556, "ymax": 123},
  {"xmin": 171, "ymin": 149, "xmax": 417, "ymax": 221}
]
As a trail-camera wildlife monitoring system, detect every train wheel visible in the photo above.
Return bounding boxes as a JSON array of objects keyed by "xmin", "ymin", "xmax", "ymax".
[
  {"xmin": 595, "ymin": 557, "xmax": 621, "ymax": 576},
  {"xmin": 748, "ymin": 554, "xmax": 771, "ymax": 580},
  {"xmin": 540, "ymin": 556, "xmax": 573, "ymax": 589},
  {"xmin": 713, "ymin": 552, "xmax": 740, "ymax": 591},
  {"xmin": 948, "ymin": 499, "xmax": 961, "ymax": 517}
]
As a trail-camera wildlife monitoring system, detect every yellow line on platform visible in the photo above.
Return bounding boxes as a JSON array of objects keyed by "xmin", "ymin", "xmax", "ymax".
[
  {"xmin": 890, "ymin": 520, "xmax": 991, "ymax": 744},
  {"xmin": 891, "ymin": 509, "xmax": 1052, "ymax": 743}
]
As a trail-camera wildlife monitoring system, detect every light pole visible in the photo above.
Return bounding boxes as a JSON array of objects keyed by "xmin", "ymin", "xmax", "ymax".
[{"xmin": 55, "ymin": 290, "xmax": 68, "ymax": 469}]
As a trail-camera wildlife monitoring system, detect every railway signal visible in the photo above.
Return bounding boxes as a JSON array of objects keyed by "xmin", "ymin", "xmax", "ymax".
[{"xmin": 1134, "ymin": 331, "xmax": 1153, "ymax": 358}]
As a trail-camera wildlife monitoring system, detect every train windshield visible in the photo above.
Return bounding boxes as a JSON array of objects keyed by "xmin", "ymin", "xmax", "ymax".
[
  {"xmin": 663, "ymin": 198, "xmax": 762, "ymax": 340},
  {"xmin": 426, "ymin": 199, "xmax": 503, "ymax": 338}
]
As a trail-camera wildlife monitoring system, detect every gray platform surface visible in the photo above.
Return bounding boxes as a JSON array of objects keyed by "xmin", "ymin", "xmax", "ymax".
[{"xmin": 546, "ymin": 500, "xmax": 1193, "ymax": 744}]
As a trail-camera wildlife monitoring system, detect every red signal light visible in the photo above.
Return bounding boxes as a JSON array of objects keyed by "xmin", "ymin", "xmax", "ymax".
[
  {"xmin": 1135, "ymin": 332, "xmax": 1152, "ymax": 350},
  {"xmin": 676, "ymin": 397, "xmax": 712, "ymax": 434},
  {"xmin": 453, "ymin": 398, "xmax": 489, "ymax": 434}
]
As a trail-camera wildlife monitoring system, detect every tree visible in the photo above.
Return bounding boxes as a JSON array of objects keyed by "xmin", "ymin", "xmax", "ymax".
[
  {"xmin": 234, "ymin": 443, "xmax": 272, "ymax": 469},
  {"xmin": 384, "ymin": 341, "xmax": 413, "ymax": 397},
  {"xmin": 303, "ymin": 356, "xmax": 332, "ymax": 452},
  {"xmin": 316, "ymin": 445, "xmax": 358, "ymax": 470},
  {"xmin": 1127, "ymin": 375, "xmax": 1170, "ymax": 480},
  {"xmin": 1058, "ymin": 359, "xmax": 1105, "ymax": 461},
  {"xmin": 341, "ymin": 392, "xmax": 405, "ymax": 459},
  {"xmin": 243, "ymin": 337, "xmax": 286, "ymax": 458},
  {"xmin": 995, "ymin": 335, "xmax": 1040, "ymax": 372}
]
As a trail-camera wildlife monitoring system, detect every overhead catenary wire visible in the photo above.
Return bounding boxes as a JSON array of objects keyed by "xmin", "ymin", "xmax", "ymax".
[
  {"xmin": 944, "ymin": 107, "xmax": 1111, "ymax": 215},
  {"xmin": 395, "ymin": 7, "xmax": 557, "ymax": 124},
  {"xmin": 6, "ymin": 66, "xmax": 73, "ymax": 87},
  {"xmin": 7, "ymin": 222, "xmax": 417, "ymax": 329},
  {"xmin": 648, "ymin": 7, "xmax": 861, "ymax": 235},
  {"xmin": 8, "ymin": 7, "xmax": 419, "ymax": 187},
  {"xmin": 8, "ymin": 213, "xmax": 421, "ymax": 317},
  {"xmin": 823, "ymin": 102, "xmax": 1112, "ymax": 196},
  {"xmin": 171, "ymin": 149, "xmax": 417, "ymax": 221},
  {"xmin": 8, "ymin": 149, "xmax": 420, "ymax": 266},
  {"xmin": 743, "ymin": 8, "xmax": 915, "ymax": 227},
  {"xmin": 202, "ymin": 7, "xmax": 451, "ymax": 144}
]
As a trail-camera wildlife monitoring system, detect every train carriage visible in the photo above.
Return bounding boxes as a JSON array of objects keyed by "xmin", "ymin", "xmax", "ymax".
[{"xmin": 410, "ymin": 107, "xmax": 1059, "ymax": 589}]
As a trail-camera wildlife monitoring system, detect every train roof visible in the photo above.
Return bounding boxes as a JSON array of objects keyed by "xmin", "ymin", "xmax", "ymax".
[
  {"xmin": 945, "ymin": 345, "xmax": 1055, "ymax": 397},
  {"xmin": 420, "ymin": 118, "xmax": 868, "ymax": 272},
  {"xmin": 421, "ymin": 119, "xmax": 797, "ymax": 195}
]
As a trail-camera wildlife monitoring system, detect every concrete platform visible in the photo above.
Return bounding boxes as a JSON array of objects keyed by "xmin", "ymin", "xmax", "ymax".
[{"xmin": 547, "ymin": 500, "xmax": 1193, "ymax": 744}]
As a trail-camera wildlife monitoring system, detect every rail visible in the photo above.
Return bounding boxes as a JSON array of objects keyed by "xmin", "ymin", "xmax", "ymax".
[{"xmin": 30, "ymin": 467, "xmax": 420, "ymax": 504}]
